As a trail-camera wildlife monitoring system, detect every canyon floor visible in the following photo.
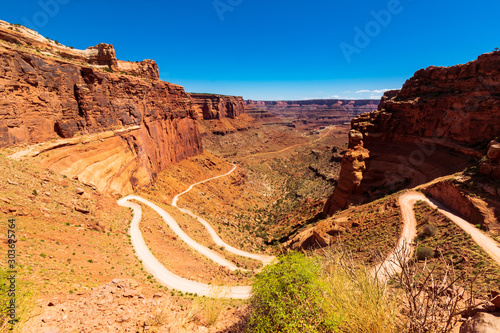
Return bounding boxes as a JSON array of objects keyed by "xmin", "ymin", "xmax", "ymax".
[
  {"xmin": 1, "ymin": 116, "xmax": 499, "ymax": 333},
  {"xmin": 0, "ymin": 119, "xmax": 350, "ymax": 332}
]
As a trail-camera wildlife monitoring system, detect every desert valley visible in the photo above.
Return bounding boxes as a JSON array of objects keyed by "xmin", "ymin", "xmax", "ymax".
[{"xmin": 0, "ymin": 17, "xmax": 499, "ymax": 333}]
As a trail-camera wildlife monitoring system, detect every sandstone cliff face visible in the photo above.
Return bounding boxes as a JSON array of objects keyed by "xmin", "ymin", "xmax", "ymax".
[
  {"xmin": 189, "ymin": 93, "xmax": 246, "ymax": 120},
  {"xmin": 246, "ymin": 99, "xmax": 378, "ymax": 128},
  {"xmin": 0, "ymin": 25, "xmax": 202, "ymax": 194},
  {"xmin": 324, "ymin": 52, "xmax": 500, "ymax": 216},
  {"xmin": 0, "ymin": 20, "xmax": 159, "ymax": 80},
  {"xmin": 189, "ymin": 93, "xmax": 254, "ymax": 135}
]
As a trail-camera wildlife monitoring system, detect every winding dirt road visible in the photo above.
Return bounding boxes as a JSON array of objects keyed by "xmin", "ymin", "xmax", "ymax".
[
  {"xmin": 117, "ymin": 165, "xmax": 275, "ymax": 299},
  {"xmin": 375, "ymin": 191, "xmax": 500, "ymax": 280},
  {"xmin": 117, "ymin": 129, "xmax": 500, "ymax": 298},
  {"xmin": 117, "ymin": 196, "xmax": 252, "ymax": 299},
  {"xmin": 172, "ymin": 165, "xmax": 275, "ymax": 266}
]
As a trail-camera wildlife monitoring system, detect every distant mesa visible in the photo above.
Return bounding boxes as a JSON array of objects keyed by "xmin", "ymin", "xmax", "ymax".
[
  {"xmin": 245, "ymin": 99, "xmax": 379, "ymax": 128},
  {"xmin": 189, "ymin": 93, "xmax": 246, "ymax": 120}
]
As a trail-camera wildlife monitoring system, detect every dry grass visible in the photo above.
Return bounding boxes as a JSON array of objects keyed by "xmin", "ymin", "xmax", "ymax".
[
  {"xmin": 321, "ymin": 249, "xmax": 402, "ymax": 333},
  {"xmin": 180, "ymin": 285, "xmax": 229, "ymax": 328}
]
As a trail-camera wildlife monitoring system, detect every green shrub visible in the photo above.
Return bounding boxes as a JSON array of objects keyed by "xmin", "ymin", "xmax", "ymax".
[
  {"xmin": 416, "ymin": 246, "xmax": 435, "ymax": 261},
  {"xmin": 247, "ymin": 252, "xmax": 339, "ymax": 333},
  {"xmin": 422, "ymin": 224, "xmax": 437, "ymax": 238}
]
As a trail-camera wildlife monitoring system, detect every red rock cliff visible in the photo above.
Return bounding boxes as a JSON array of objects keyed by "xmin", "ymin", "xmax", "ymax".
[
  {"xmin": 324, "ymin": 52, "xmax": 500, "ymax": 216},
  {"xmin": 0, "ymin": 20, "xmax": 159, "ymax": 80},
  {"xmin": 189, "ymin": 93, "xmax": 246, "ymax": 120},
  {"xmin": 0, "ymin": 22, "xmax": 202, "ymax": 194}
]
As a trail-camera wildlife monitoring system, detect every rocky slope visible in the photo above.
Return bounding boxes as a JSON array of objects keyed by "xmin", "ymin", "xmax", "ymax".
[
  {"xmin": 0, "ymin": 21, "xmax": 202, "ymax": 194},
  {"xmin": 324, "ymin": 52, "xmax": 500, "ymax": 216}
]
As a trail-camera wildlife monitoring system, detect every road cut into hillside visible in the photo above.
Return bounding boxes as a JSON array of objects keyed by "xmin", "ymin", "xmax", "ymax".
[{"xmin": 118, "ymin": 165, "xmax": 275, "ymax": 299}]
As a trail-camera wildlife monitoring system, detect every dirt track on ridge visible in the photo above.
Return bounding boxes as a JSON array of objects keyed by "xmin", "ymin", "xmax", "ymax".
[{"xmin": 375, "ymin": 191, "xmax": 500, "ymax": 280}]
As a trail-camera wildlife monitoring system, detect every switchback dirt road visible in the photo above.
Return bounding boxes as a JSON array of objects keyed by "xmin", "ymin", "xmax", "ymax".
[
  {"xmin": 375, "ymin": 191, "xmax": 500, "ymax": 280},
  {"xmin": 118, "ymin": 165, "xmax": 275, "ymax": 299}
]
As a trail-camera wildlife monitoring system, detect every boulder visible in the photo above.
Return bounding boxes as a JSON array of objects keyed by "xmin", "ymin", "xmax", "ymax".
[
  {"xmin": 460, "ymin": 312, "xmax": 500, "ymax": 333},
  {"xmin": 287, "ymin": 228, "xmax": 328, "ymax": 250}
]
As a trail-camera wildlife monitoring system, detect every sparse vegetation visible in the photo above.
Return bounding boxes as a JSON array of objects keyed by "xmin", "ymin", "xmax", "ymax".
[{"xmin": 413, "ymin": 200, "xmax": 500, "ymax": 294}]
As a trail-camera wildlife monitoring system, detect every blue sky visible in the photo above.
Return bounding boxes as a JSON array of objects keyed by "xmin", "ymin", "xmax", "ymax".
[{"xmin": 1, "ymin": 0, "xmax": 499, "ymax": 100}]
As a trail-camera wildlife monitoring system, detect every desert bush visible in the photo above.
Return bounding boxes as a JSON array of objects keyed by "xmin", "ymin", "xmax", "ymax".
[
  {"xmin": 388, "ymin": 243, "xmax": 476, "ymax": 333},
  {"xmin": 422, "ymin": 224, "xmax": 437, "ymax": 237},
  {"xmin": 416, "ymin": 246, "xmax": 435, "ymax": 261},
  {"xmin": 247, "ymin": 252, "xmax": 339, "ymax": 333}
]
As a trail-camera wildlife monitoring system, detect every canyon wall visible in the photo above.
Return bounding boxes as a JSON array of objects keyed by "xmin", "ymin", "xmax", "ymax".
[
  {"xmin": 324, "ymin": 52, "xmax": 500, "ymax": 216},
  {"xmin": 0, "ymin": 20, "xmax": 159, "ymax": 80},
  {"xmin": 190, "ymin": 93, "xmax": 254, "ymax": 135},
  {"xmin": 0, "ymin": 22, "xmax": 202, "ymax": 194},
  {"xmin": 246, "ymin": 99, "xmax": 378, "ymax": 128},
  {"xmin": 189, "ymin": 93, "xmax": 246, "ymax": 120}
]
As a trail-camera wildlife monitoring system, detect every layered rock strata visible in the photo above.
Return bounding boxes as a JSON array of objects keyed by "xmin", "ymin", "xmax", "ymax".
[
  {"xmin": 189, "ymin": 93, "xmax": 246, "ymax": 120},
  {"xmin": 0, "ymin": 21, "xmax": 202, "ymax": 194},
  {"xmin": 324, "ymin": 52, "xmax": 500, "ymax": 216}
]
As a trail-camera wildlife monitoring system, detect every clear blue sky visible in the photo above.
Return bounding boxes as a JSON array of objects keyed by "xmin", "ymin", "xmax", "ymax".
[{"xmin": 1, "ymin": 0, "xmax": 499, "ymax": 100}]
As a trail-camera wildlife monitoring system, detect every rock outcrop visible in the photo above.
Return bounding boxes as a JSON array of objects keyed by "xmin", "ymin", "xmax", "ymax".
[
  {"xmin": 0, "ymin": 20, "xmax": 159, "ymax": 80},
  {"xmin": 323, "ymin": 130, "xmax": 369, "ymax": 215},
  {"xmin": 480, "ymin": 140, "xmax": 500, "ymax": 179},
  {"xmin": 324, "ymin": 52, "xmax": 500, "ymax": 216},
  {"xmin": 189, "ymin": 93, "xmax": 246, "ymax": 120},
  {"xmin": 460, "ymin": 312, "xmax": 500, "ymax": 333},
  {"xmin": 190, "ymin": 93, "xmax": 254, "ymax": 135},
  {"xmin": 0, "ymin": 21, "xmax": 202, "ymax": 194}
]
